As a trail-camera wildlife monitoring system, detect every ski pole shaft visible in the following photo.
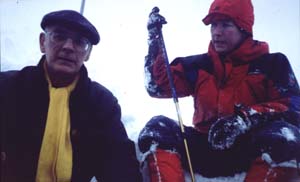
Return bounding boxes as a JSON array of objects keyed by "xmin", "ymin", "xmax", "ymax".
[
  {"xmin": 174, "ymin": 102, "xmax": 195, "ymax": 182},
  {"xmin": 156, "ymin": 11, "xmax": 195, "ymax": 182},
  {"xmin": 297, "ymin": 158, "xmax": 300, "ymax": 175},
  {"xmin": 80, "ymin": 0, "xmax": 86, "ymax": 15}
]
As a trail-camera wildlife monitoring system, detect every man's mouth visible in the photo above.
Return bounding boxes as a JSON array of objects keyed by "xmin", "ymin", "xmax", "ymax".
[
  {"xmin": 58, "ymin": 57, "xmax": 75, "ymax": 63},
  {"xmin": 213, "ymin": 40, "xmax": 225, "ymax": 45},
  {"xmin": 213, "ymin": 40, "xmax": 227, "ymax": 49}
]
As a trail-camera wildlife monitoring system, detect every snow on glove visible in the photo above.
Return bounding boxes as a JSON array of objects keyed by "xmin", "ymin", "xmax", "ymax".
[
  {"xmin": 144, "ymin": 7, "xmax": 168, "ymax": 96},
  {"xmin": 147, "ymin": 7, "xmax": 167, "ymax": 39},
  {"xmin": 208, "ymin": 104, "xmax": 268, "ymax": 150},
  {"xmin": 146, "ymin": 7, "xmax": 167, "ymax": 57}
]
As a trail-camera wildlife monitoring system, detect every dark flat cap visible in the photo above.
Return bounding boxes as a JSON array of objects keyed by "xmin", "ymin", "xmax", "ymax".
[{"xmin": 41, "ymin": 10, "xmax": 100, "ymax": 45}]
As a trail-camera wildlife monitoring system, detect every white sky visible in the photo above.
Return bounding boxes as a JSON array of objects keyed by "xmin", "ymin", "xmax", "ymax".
[{"xmin": 1, "ymin": 0, "xmax": 300, "ymax": 140}]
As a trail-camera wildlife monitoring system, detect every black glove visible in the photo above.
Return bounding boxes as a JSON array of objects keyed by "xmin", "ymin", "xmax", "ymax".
[
  {"xmin": 208, "ymin": 104, "xmax": 268, "ymax": 150},
  {"xmin": 145, "ymin": 7, "xmax": 167, "ymax": 74},
  {"xmin": 147, "ymin": 7, "xmax": 167, "ymax": 40}
]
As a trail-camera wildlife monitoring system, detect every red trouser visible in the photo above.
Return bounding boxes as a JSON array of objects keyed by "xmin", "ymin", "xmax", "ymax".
[
  {"xmin": 141, "ymin": 116, "xmax": 300, "ymax": 181},
  {"xmin": 245, "ymin": 158, "xmax": 300, "ymax": 182},
  {"xmin": 147, "ymin": 151, "xmax": 300, "ymax": 182},
  {"xmin": 147, "ymin": 149, "xmax": 184, "ymax": 182}
]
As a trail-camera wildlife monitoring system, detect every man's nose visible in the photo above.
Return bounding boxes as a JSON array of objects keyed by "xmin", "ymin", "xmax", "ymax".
[
  {"xmin": 212, "ymin": 25, "xmax": 223, "ymax": 35},
  {"xmin": 62, "ymin": 38, "xmax": 76, "ymax": 50}
]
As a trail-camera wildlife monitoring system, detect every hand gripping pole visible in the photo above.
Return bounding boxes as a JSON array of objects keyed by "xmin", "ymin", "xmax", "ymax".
[{"xmin": 150, "ymin": 7, "xmax": 195, "ymax": 182}]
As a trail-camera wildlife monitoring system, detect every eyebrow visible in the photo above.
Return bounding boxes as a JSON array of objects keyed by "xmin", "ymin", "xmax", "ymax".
[{"xmin": 45, "ymin": 26, "xmax": 89, "ymax": 40}]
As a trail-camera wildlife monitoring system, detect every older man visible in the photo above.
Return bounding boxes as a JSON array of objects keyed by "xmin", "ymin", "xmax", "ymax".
[{"xmin": 0, "ymin": 10, "xmax": 142, "ymax": 182}]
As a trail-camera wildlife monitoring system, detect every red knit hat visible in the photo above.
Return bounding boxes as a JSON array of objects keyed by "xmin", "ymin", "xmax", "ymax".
[{"xmin": 202, "ymin": 0, "xmax": 254, "ymax": 35}]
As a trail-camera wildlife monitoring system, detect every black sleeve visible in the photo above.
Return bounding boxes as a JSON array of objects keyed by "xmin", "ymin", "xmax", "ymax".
[{"xmin": 90, "ymin": 83, "xmax": 142, "ymax": 182}]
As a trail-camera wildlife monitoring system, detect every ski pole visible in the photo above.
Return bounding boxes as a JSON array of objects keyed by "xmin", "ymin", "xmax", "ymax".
[
  {"xmin": 151, "ymin": 7, "xmax": 195, "ymax": 182},
  {"xmin": 80, "ymin": 0, "xmax": 86, "ymax": 15},
  {"xmin": 297, "ymin": 158, "xmax": 300, "ymax": 175}
]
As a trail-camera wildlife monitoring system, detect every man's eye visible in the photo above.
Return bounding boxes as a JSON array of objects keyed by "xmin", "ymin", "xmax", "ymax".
[
  {"xmin": 222, "ymin": 23, "xmax": 233, "ymax": 28},
  {"xmin": 75, "ymin": 38, "xmax": 86, "ymax": 46},
  {"xmin": 53, "ymin": 33, "xmax": 67, "ymax": 41}
]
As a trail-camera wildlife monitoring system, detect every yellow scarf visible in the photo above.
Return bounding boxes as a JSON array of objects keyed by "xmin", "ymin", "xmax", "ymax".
[{"xmin": 36, "ymin": 67, "xmax": 78, "ymax": 182}]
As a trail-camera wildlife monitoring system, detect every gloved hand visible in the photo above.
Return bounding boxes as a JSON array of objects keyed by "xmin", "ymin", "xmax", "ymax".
[
  {"xmin": 208, "ymin": 104, "xmax": 268, "ymax": 150},
  {"xmin": 147, "ymin": 7, "xmax": 167, "ymax": 39},
  {"xmin": 145, "ymin": 7, "xmax": 167, "ymax": 70}
]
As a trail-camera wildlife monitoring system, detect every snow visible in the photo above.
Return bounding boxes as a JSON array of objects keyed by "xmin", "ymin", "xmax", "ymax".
[
  {"xmin": 185, "ymin": 173, "xmax": 246, "ymax": 182},
  {"xmin": 262, "ymin": 153, "xmax": 299, "ymax": 168},
  {"xmin": 236, "ymin": 115, "xmax": 249, "ymax": 131},
  {"xmin": 262, "ymin": 153, "xmax": 274, "ymax": 165},
  {"xmin": 1, "ymin": 0, "xmax": 299, "ymax": 181},
  {"xmin": 248, "ymin": 108, "xmax": 258, "ymax": 115},
  {"xmin": 158, "ymin": 121, "xmax": 167, "ymax": 127},
  {"xmin": 280, "ymin": 127, "xmax": 296, "ymax": 142}
]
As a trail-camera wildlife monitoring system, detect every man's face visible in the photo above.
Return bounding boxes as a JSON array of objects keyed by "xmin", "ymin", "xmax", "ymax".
[
  {"xmin": 39, "ymin": 25, "xmax": 92, "ymax": 77},
  {"xmin": 210, "ymin": 20, "xmax": 244, "ymax": 54}
]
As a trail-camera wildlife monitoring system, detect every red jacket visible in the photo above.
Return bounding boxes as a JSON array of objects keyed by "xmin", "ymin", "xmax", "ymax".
[{"xmin": 145, "ymin": 38, "xmax": 300, "ymax": 133}]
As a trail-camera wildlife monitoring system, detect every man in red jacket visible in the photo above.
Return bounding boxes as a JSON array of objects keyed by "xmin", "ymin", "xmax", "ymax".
[{"xmin": 138, "ymin": 0, "xmax": 300, "ymax": 181}]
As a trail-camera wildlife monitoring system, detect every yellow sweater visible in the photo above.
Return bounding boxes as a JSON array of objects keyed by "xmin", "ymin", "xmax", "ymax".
[{"xmin": 36, "ymin": 71, "xmax": 78, "ymax": 182}]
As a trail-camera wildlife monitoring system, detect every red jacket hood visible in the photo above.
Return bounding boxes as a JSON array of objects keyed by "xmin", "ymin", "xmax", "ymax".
[{"xmin": 203, "ymin": 0, "xmax": 254, "ymax": 34}]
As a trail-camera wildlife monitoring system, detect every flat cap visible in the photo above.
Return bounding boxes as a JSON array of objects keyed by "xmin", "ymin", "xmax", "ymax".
[{"xmin": 41, "ymin": 10, "xmax": 100, "ymax": 45}]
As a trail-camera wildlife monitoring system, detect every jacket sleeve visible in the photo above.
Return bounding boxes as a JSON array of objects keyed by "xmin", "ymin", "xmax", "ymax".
[
  {"xmin": 90, "ymin": 84, "xmax": 142, "ymax": 182},
  {"xmin": 248, "ymin": 53, "xmax": 300, "ymax": 126},
  {"xmin": 144, "ymin": 40, "xmax": 197, "ymax": 98}
]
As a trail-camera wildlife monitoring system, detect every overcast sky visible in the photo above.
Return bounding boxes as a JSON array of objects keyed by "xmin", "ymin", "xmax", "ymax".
[{"xmin": 1, "ymin": 0, "xmax": 299, "ymax": 140}]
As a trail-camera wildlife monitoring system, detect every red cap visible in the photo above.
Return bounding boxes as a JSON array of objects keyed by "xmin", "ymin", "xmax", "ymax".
[{"xmin": 203, "ymin": 0, "xmax": 254, "ymax": 35}]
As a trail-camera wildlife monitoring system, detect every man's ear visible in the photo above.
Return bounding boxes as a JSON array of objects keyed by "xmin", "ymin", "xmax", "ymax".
[{"xmin": 39, "ymin": 32, "xmax": 46, "ymax": 53}]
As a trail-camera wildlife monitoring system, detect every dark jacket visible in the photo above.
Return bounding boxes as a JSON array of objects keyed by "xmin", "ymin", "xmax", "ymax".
[
  {"xmin": 145, "ymin": 40, "xmax": 300, "ymax": 133},
  {"xmin": 0, "ymin": 57, "xmax": 142, "ymax": 182}
]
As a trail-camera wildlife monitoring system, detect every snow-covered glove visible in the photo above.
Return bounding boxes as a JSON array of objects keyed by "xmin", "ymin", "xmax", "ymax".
[
  {"xmin": 146, "ymin": 7, "xmax": 167, "ymax": 57},
  {"xmin": 138, "ymin": 115, "xmax": 183, "ymax": 153},
  {"xmin": 208, "ymin": 104, "xmax": 269, "ymax": 150},
  {"xmin": 144, "ymin": 7, "xmax": 168, "ymax": 96},
  {"xmin": 147, "ymin": 7, "xmax": 167, "ymax": 39}
]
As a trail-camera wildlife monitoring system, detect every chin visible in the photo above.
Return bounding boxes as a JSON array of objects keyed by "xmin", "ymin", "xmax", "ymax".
[
  {"xmin": 214, "ymin": 46, "xmax": 225, "ymax": 52},
  {"xmin": 54, "ymin": 67, "xmax": 77, "ymax": 76},
  {"xmin": 216, "ymin": 50, "xmax": 226, "ymax": 54}
]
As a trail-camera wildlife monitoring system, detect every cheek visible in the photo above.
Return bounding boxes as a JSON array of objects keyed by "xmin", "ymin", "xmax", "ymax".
[
  {"xmin": 232, "ymin": 35, "xmax": 243, "ymax": 48},
  {"xmin": 227, "ymin": 29, "xmax": 243, "ymax": 44},
  {"xmin": 76, "ymin": 55, "xmax": 88, "ymax": 66},
  {"xmin": 226, "ymin": 33, "xmax": 239, "ymax": 46},
  {"xmin": 40, "ymin": 45, "xmax": 46, "ymax": 53},
  {"xmin": 43, "ymin": 43, "xmax": 55, "ymax": 53}
]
